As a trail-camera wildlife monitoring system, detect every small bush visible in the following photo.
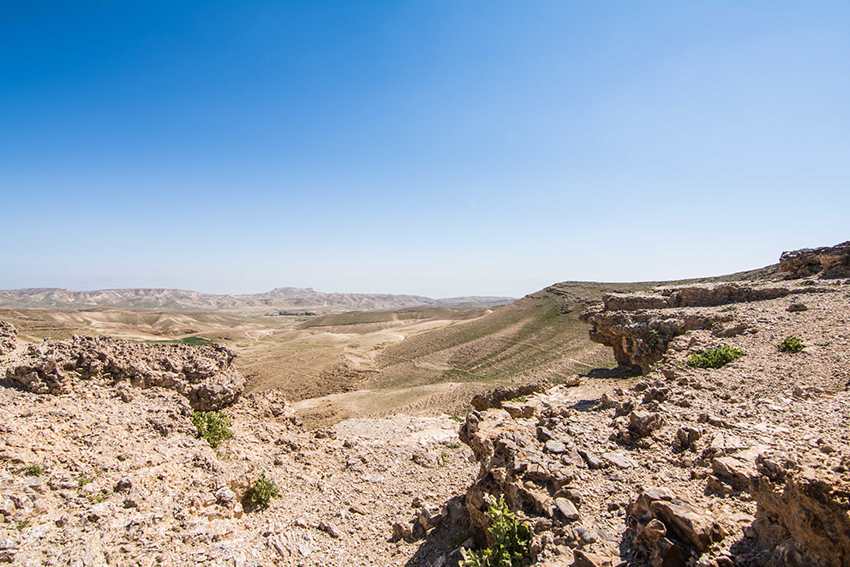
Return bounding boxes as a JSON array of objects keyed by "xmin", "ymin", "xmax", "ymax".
[
  {"xmin": 778, "ymin": 336, "xmax": 805, "ymax": 353},
  {"xmin": 192, "ymin": 411, "xmax": 233, "ymax": 448},
  {"xmin": 244, "ymin": 474, "xmax": 279, "ymax": 511},
  {"xmin": 23, "ymin": 464, "xmax": 43, "ymax": 477},
  {"xmin": 460, "ymin": 495, "xmax": 532, "ymax": 567},
  {"xmin": 686, "ymin": 345, "xmax": 744, "ymax": 369},
  {"xmin": 88, "ymin": 490, "xmax": 109, "ymax": 504}
]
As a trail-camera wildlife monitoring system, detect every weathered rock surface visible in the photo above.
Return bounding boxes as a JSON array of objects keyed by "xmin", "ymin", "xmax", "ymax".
[
  {"xmin": 4, "ymin": 335, "xmax": 244, "ymax": 409},
  {"xmin": 0, "ymin": 326, "xmax": 476, "ymax": 565},
  {"xmin": 460, "ymin": 271, "xmax": 850, "ymax": 565},
  {"xmin": 585, "ymin": 279, "xmax": 832, "ymax": 373},
  {"xmin": 751, "ymin": 453, "xmax": 850, "ymax": 567},
  {"xmin": 0, "ymin": 321, "xmax": 15, "ymax": 357},
  {"xmin": 627, "ymin": 488, "xmax": 724, "ymax": 565},
  {"xmin": 779, "ymin": 240, "xmax": 850, "ymax": 279}
]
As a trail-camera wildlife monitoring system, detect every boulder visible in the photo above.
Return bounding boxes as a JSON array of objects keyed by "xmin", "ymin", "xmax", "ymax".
[{"xmin": 627, "ymin": 489, "xmax": 724, "ymax": 565}]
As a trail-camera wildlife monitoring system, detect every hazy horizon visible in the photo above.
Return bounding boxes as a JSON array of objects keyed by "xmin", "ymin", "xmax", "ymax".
[{"xmin": 4, "ymin": 2, "xmax": 849, "ymax": 297}]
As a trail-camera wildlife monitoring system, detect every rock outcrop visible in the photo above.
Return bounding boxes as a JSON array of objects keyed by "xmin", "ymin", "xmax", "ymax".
[
  {"xmin": 460, "ymin": 268, "xmax": 850, "ymax": 566},
  {"xmin": 4, "ymin": 334, "xmax": 245, "ymax": 409},
  {"xmin": 0, "ymin": 321, "xmax": 15, "ymax": 357},
  {"xmin": 779, "ymin": 241, "xmax": 850, "ymax": 279},
  {"xmin": 585, "ymin": 280, "xmax": 832, "ymax": 373},
  {"xmin": 751, "ymin": 452, "xmax": 850, "ymax": 567}
]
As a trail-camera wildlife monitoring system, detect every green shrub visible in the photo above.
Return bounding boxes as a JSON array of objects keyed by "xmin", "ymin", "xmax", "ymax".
[
  {"xmin": 244, "ymin": 474, "xmax": 279, "ymax": 511},
  {"xmin": 192, "ymin": 411, "xmax": 233, "ymax": 448},
  {"xmin": 460, "ymin": 495, "xmax": 532, "ymax": 567},
  {"xmin": 686, "ymin": 345, "xmax": 744, "ymax": 369},
  {"xmin": 23, "ymin": 464, "xmax": 43, "ymax": 477},
  {"xmin": 778, "ymin": 336, "xmax": 805, "ymax": 353}
]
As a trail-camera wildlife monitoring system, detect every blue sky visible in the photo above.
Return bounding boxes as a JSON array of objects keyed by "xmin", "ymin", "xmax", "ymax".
[{"xmin": 2, "ymin": 2, "xmax": 848, "ymax": 297}]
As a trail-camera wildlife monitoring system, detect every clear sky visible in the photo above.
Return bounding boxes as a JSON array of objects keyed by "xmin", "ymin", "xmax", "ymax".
[{"xmin": 3, "ymin": 2, "xmax": 849, "ymax": 297}]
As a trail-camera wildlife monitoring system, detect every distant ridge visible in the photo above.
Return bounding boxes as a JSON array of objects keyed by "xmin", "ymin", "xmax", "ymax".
[{"xmin": 0, "ymin": 287, "xmax": 513, "ymax": 312}]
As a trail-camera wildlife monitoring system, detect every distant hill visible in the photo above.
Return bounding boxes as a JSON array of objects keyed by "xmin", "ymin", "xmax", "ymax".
[{"xmin": 0, "ymin": 287, "xmax": 514, "ymax": 312}]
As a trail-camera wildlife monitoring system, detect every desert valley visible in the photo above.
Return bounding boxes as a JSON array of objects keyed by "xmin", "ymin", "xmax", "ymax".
[{"xmin": 0, "ymin": 241, "xmax": 848, "ymax": 566}]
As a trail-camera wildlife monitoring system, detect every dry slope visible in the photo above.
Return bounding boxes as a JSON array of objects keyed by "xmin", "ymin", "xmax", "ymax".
[{"xmin": 458, "ymin": 242, "xmax": 850, "ymax": 566}]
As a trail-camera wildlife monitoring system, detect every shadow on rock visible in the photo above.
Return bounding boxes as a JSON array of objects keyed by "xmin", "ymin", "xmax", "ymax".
[
  {"xmin": 401, "ymin": 495, "xmax": 470, "ymax": 567},
  {"xmin": 582, "ymin": 366, "xmax": 642, "ymax": 379}
]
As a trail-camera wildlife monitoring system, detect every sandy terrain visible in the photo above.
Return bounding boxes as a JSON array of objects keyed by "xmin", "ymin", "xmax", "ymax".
[{"xmin": 0, "ymin": 287, "xmax": 618, "ymax": 426}]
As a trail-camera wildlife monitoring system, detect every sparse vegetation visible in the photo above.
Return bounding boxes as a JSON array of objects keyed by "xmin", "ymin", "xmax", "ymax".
[
  {"xmin": 88, "ymin": 490, "xmax": 109, "ymax": 504},
  {"xmin": 460, "ymin": 495, "xmax": 532, "ymax": 567},
  {"xmin": 192, "ymin": 410, "xmax": 233, "ymax": 448},
  {"xmin": 244, "ymin": 473, "xmax": 279, "ymax": 511},
  {"xmin": 687, "ymin": 345, "xmax": 744, "ymax": 369},
  {"xmin": 77, "ymin": 475, "xmax": 93, "ymax": 488},
  {"xmin": 645, "ymin": 328, "xmax": 663, "ymax": 349},
  {"xmin": 23, "ymin": 464, "xmax": 43, "ymax": 476},
  {"xmin": 779, "ymin": 336, "xmax": 805, "ymax": 353}
]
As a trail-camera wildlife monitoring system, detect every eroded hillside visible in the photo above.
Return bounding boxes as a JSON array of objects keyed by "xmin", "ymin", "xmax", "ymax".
[{"xmin": 458, "ymin": 242, "xmax": 850, "ymax": 566}]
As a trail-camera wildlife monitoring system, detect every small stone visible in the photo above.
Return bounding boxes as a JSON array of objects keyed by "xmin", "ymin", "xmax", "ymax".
[
  {"xmin": 318, "ymin": 521, "xmax": 341, "ymax": 539},
  {"xmin": 297, "ymin": 541, "xmax": 312, "ymax": 557},
  {"xmin": 544, "ymin": 440, "xmax": 567, "ymax": 454},
  {"xmin": 114, "ymin": 477, "xmax": 132, "ymax": 493},
  {"xmin": 602, "ymin": 451, "xmax": 636, "ymax": 469},
  {"xmin": 214, "ymin": 486, "xmax": 236, "ymax": 506},
  {"xmin": 575, "ymin": 526, "xmax": 598, "ymax": 544},
  {"xmin": 554, "ymin": 497, "xmax": 579, "ymax": 522},
  {"xmin": 390, "ymin": 522, "xmax": 412, "ymax": 543},
  {"xmin": 578, "ymin": 449, "xmax": 604, "ymax": 470}
]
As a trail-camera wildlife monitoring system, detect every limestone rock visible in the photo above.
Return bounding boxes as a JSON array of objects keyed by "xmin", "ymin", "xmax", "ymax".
[
  {"xmin": 4, "ymin": 335, "xmax": 244, "ymax": 409},
  {"xmin": 627, "ymin": 489, "xmax": 724, "ymax": 564},
  {"xmin": 779, "ymin": 241, "xmax": 850, "ymax": 279},
  {"xmin": 0, "ymin": 321, "xmax": 16, "ymax": 357},
  {"xmin": 751, "ymin": 457, "xmax": 850, "ymax": 567}
]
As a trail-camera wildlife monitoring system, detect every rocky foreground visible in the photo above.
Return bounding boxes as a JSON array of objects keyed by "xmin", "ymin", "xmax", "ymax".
[
  {"xmin": 0, "ymin": 241, "xmax": 848, "ymax": 566},
  {"xmin": 0, "ymin": 328, "xmax": 475, "ymax": 565}
]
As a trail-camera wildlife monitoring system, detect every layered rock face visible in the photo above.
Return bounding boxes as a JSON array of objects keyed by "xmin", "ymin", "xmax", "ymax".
[
  {"xmin": 3, "ymin": 334, "xmax": 245, "ymax": 410},
  {"xmin": 779, "ymin": 241, "xmax": 850, "ymax": 279},
  {"xmin": 460, "ymin": 273, "xmax": 850, "ymax": 565},
  {"xmin": 583, "ymin": 282, "xmax": 833, "ymax": 373},
  {"xmin": 585, "ymin": 242, "xmax": 849, "ymax": 374}
]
